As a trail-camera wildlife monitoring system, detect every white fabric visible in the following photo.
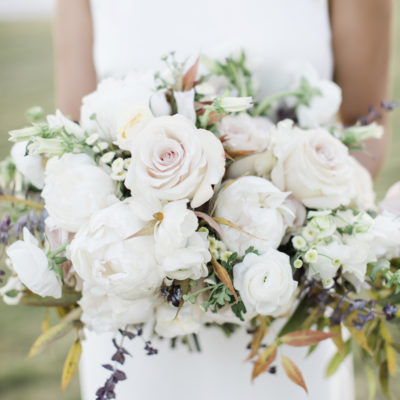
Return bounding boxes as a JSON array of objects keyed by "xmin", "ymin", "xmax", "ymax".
[{"xmin": 81, "ymin": 1, "xmax": 355, "ymax": 399}]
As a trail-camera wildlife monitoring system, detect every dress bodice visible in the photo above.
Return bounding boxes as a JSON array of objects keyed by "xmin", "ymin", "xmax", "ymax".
[{"xmin": 89, "ymin": 0, "xmax": 333, "ymax": 96}]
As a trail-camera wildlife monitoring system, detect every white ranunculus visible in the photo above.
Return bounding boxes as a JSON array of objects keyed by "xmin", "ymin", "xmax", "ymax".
[
  {"xmin": 79, "ymin": 285, "xmax": 156, "ymax": 333},
  {"xmin": 284, "ymin": 63, "xmax": 342, "ymax": 128},
  {"xmin": 214, "ymin": 176, "xmax": 295, "ymax": 255},
  {"xmin": 155, "ymin": 302, "xmax": 201, "ymax": 338},
  {"xmin": 42, "ymin": 153, "xmax": 116, "ymax": 232},
  {"xmin": 10, "ymin": 141, "xmax": 45, "ymax": 189},
  {"xmin": 6, "ymin": 228, "xmax": 62, "ymax": 298},
  {"xmin": 349, "ymin": 158, "xmax": 376, "ymax": 210},
  {"xmin": 116, "ymin": 103, "xmax": 153, "ymax": 151},
  {"xmin": 80, "ymin": 71, "xmax": 155, "ymax": 141},
  {"xmin": 271, "ymin": 123, "xmax": 355, "ymax": 209},
  {"xmin": 125, "ymin": 115, "xmax": 225, "ymax": 208},
  {"xmin": 297, "ymin": 80, "xmax": 342, "ymax": 128},
  {"xmin": 69, "ymin": 201, "xmax": 163, "ymax": 300},
  {"xmin": 226, "ymin": 150, "xmax": 276, "ymax": 180},
  {"xmin": 174, "ymin": 89, "xmax": 196, "ymax": 124},
  {"xmin": 47, "ymin": 109, "xmax": 84, "ymax": 138},
  {"xmin": 154, "ymin": 200, "xmax": 210, "ymax": 280},
  {"xmin": 217, "ymin": 113, "xmax": 272, "ymax": 152},
  {"xmin": 369, "ymin": 211, "xmax": 400, "ymax": 260},
  {"xmin": 233, "ymin": 249, "xmax": 297, "ymax": 315}
]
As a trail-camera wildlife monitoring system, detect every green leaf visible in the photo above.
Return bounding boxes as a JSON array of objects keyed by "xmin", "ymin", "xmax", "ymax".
[
  {"xmin": 364, "ymin": 364, "xmax": 377, "ymax": 400},
  {"xmin": 326, "ymin": 339, "xmax": 352, "ymax": 377},
  {"xmin": 279, "ymin": 296, "xmax": 312, "ymax": 336},
  {"xmin": 379, "ymin": 361, "xmax": 391, "ymax": 398}
]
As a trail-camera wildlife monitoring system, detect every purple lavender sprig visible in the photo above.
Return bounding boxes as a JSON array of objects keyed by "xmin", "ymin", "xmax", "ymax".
[
  {"xmin": 96, "ymin": 326, "xmax": 158, "ymax": 400},
  {"xmin": 358, "ymin": 100, "xmax": 398, "ymax": 125}
]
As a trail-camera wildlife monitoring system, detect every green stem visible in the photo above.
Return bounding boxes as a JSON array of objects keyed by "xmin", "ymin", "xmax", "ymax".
[
  {"xmin": 253, "ymin": 89, "xmax": 300, "ymax": 116},
  {"xmin": 48, "ymin": 243, "xmax": 69, "ymax": 259}
]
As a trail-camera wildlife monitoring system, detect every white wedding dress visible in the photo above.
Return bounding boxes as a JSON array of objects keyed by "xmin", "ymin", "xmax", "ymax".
[{"xmin": 80, "ymin": 1, "xmax": 355, "ymax": 399}]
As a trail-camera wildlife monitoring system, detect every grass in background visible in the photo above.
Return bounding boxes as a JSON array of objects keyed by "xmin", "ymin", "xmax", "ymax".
[{"xmin": 0, "ymin": 14, "xmax": 399, "ymax": 400}]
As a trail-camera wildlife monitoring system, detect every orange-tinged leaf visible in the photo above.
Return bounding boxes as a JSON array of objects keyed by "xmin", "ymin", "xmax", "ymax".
[
  {"xmin": 281, "ymin": 354, "xmax": 308, "ymax": 393},
  {"xmin": 329, "ymin": 325, "xmax": 345, "ymax": 356},
  {"xmin": 246, "ymin": 318, "xmax": 269, "ymax": 361},
  {"xmin": 194, "ymin": 211, "xmax": 223, "ymax": 237},
  {"xmin": 211, "ymin": 256, "xmax": 238, "ymax": 301},
  {"xmin": 252, "ymin": 343, "xmax": 278, "ymax": 380},
  {"xmin": 61, "ymin": 340, "xmax": 82, "ymax": 391},
  {"xmin": 182, "ymin": 57, "xmax": 199, "ymax": 91},
  {"xmin": 224, "ymin": 148, "xmax": 255, "ymax": 158},
  {"xmin": 280, "ymin": 330, "xmax": 337, "ymax": 347}
]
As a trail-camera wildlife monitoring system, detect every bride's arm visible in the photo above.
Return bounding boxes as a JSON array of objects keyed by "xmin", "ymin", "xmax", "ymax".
[
  {"xmin": 54, "ymin": 0, "xmax": 97, "ymax": 121},
  {"xmin": 331, "ymin": 0, "xmax": 393, "ymax": 178}
]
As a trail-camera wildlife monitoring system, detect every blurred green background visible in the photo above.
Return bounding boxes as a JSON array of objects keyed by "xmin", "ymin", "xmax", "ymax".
[{"xmin": 0, "ymin": 10, "xmax": 400, "ymax": 400}]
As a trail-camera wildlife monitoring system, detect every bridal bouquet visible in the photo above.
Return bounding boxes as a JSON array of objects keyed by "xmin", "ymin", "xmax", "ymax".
[{"xmin": 1, "ymin": 51, "xmax": 400, "ymax": 398}]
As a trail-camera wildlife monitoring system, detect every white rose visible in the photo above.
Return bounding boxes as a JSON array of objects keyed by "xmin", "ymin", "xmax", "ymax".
[
  {"xmin": 10, "ymin": 141, "xmax": 45, "ymax": 189},
  {"xmin": 271, "ymin": 123, "xmax": 355, "ymax": 209},
  {"xmin": 349, "ymin": 158, "xmax": 376, "ymax": 210},
  {"xmin": 47, "ymin": 109, "xmax": 84, "ymax": 138},
  {"xmin": 154, "ymin": 200, "xmax": 210, "ymax": 280},
  {"xmin": 125, "ymin": 115, "xmax": 225, "ymax": 208},
  {"xmin": 155, "ymin": 302, "xmax": 201, "ymax": 338},
  {"xmin": 116, "ymin": 103, "xmax": 153, "ymax": 151},
  {"xmin": 233, "ymin": 249, "xmax": 297, "ymax": 315},
  {"xmin": 42, "ymin": 153, "xmax": 116, "ymax": 232},
  {"xmin": 70, "ymin": 201, "xmax": 163, "ymax": 300},
  {"xmin": 214, "ymin": 176, "xmax": 295, "ymax": 255},
  {"xmin": 174, "ymin": 89, "xmax": 196, "ymax": 124},
  {"xmin": 80, "ymin": 71, "xmax": 155, "ymax": 141},
  {"xmin": 217, "ymin": 113, "xmax": 272, "ymax": 152},
  {"xmin": 6, "ymin": 228, "xmax": 62, "ymax": 298},
  {"xmin": 79, "ymin": 284, "xmax": 156, "ymax": 333}
]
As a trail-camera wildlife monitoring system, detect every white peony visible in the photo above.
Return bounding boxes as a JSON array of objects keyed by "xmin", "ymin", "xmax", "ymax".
[
  {"xmin": 79, "ymin": 284, "xmax": 156, "ymax": 333},
  {"xmin": 154, "ymin": 200, "xmax": 210, "ymax": 280},
  {"xmin": 6, "ymin": 228, "xmax": 62, "ymax": 298},
  {"xmin": 69, "ymin": 201, "xmax": 163, "ymax": 300},
  {"xmin": 80, "ymin": 71, "xmax": 155, "ymax": 141},
  {"xmin": 233, "ymin": 249, "xmax": 297, "ymax": 315},
  {"xmin": 10, "ymin": 141, "xmax": 45, "ymax": 189},
  {"xmin": 214, "ymin": 176, "xmax": 295, "ymax": 255},
  {"xmin": 125, "ymin": 115, "xmax": 225, "ymax": 208},
  {"xmin": 271, "ymin": 122, "xmax": 355, "ymax": 209},
  {"xmin": 47, "ymin": 109, "xmax": 84, "ymax": 138},
  {"xmin": 42, "ymin": 153, "xmax": 116, "ymax": 232},
  {"xmin": 217, "ymin": 113, "xmax": 272, "ymax": 152},
  {"xmin": 155, "ymin": 302, "xmax": 201, "ymax": 338}
]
